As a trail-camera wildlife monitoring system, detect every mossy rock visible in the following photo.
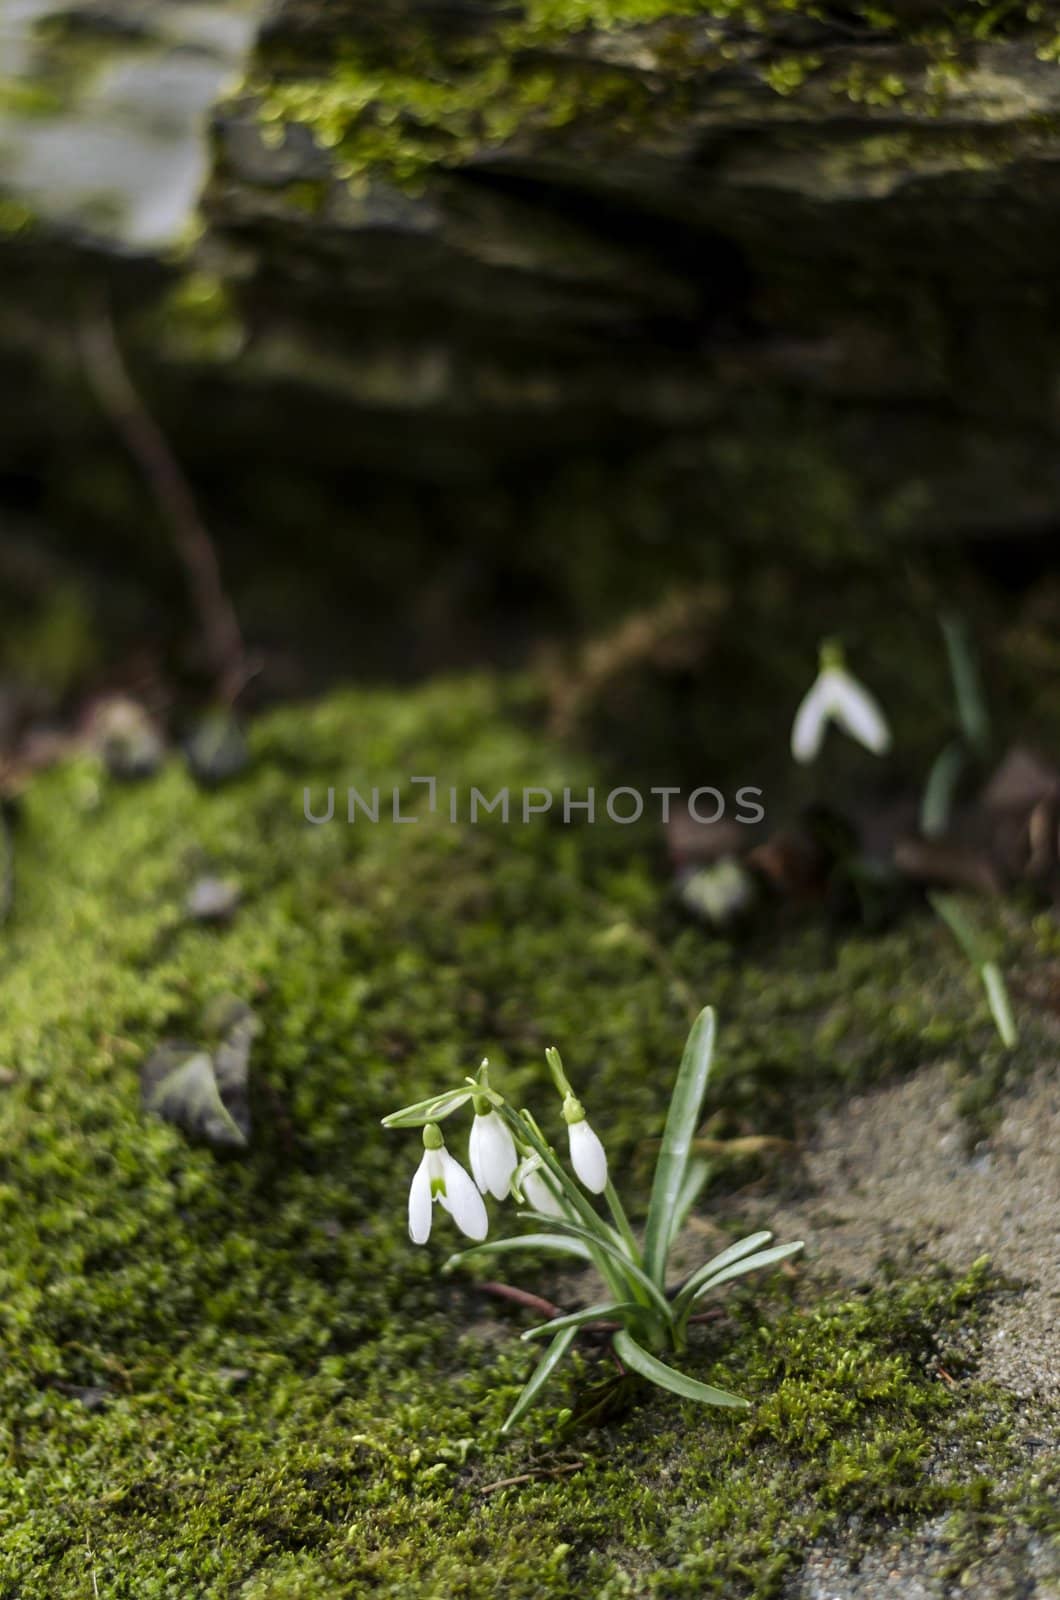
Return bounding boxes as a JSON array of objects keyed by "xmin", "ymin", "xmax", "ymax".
[
  {"xmin": 0, "ymin": 676, "xmax": 1055, "ymax": 1595},
  {"xmin": 8, "ymin": 0, "xmax": 1060, "ymax": 678}
]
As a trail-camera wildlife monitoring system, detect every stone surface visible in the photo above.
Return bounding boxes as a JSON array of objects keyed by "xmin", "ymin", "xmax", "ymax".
[
  {"xmin": 789, "ymin": 1520, "xmax": 1060, "ymax": 1600},
  {"xmin": 5, "ymin": 3, "xmax": 1060, "ymax": 679},
  {"xmin": 0, "ymin": 0, "xmax": 264, "ymax": 246}
]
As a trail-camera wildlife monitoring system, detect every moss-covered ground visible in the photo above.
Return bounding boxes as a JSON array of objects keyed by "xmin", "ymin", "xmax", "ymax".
[{"xmin": 0, "ymin": 676, "xmax": 1055, "ymax": 1596}]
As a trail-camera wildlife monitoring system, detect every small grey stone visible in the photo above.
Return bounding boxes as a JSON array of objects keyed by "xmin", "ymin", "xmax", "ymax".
[{"xmin": 186, "ymin": 875, "xmax": 242, "ymax": 923}]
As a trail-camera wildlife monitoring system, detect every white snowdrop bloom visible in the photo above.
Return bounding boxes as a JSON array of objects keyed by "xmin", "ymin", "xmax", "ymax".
[
  {"xmin": 562, "ymin": 1096, "xmax": 608, "ymax": 1194},
  {"xmin": 469, "ymin": 1108, "xmax": 518, "ymax": 1200},
  {"xmin": 522, "ymin": 1164, "xmax": 565, "ymax": 1219},
  {"xmin": 568, "ymin": 1118, "xmax": 608, "ymax": 1193},
  {"xmin": 408, "ymin": 1123, "xmax": 488, "ymax": 1245},
  {"xmin": 791, "ymin": 644, "xmax": 891, "ymax": 765}
]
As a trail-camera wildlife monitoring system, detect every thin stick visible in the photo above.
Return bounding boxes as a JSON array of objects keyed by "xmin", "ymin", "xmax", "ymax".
[
  {"xmin": 477, "ymin": 1282, "xmax": 564, "ymax": 1319},
  {"xmin": 78, "ymin": 304, "xmax": 250, "ymax": 704},
  {"xmin": 477, "ymin": 1462, "xmax": 583, "ymax": 1495}
]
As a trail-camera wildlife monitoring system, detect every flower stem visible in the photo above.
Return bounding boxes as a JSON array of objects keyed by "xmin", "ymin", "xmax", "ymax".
[
  {"xmin": 604, "ymin": 1179, "xmax": 642, "ymax": 1267},
  {"xmin": 498, "ymin": 1105, "xmax": 635, "ymax": 1306}
]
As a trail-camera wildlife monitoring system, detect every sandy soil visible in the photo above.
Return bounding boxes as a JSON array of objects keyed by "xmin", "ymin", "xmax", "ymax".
[
  {"xmin": 726, "ymin": 1062, "xmax": 1060, "ymax": 1600},
  {"xmin": 740, "ymin": 1063, "xmax": 1059, "ymax": 1402}
]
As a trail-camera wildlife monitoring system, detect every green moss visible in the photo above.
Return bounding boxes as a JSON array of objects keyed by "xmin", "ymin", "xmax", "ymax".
[
  {"xmin": 763, "ymin": 54, "xmax": 823, "ymax": 95},
  {"xmin": 245, "ymin": 0, "xmax": 1060, "ymax": 190},
  {"xmin": 249, "ymin": 3, "xmax": 742, "ymax": 192},
  {"xmin": 0, "ymin": 677, "xmax": 1050, "ymax": 1595},
  {"xmin": 525, "ymin": 0, "xmax": 823, "ymax": 27},
  {"xmin": 829, "ymin": 63, "xmax": 907, "ymax": 107},
  {"xmin": 146, "ymin": 272, "xmax": 246, "ymax": 364},
  {"xmin": 255, "ymin": 40, "xmax": 656, "ymax": 189}
]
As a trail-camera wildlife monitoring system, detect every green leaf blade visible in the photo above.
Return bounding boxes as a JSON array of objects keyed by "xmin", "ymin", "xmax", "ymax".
[
  {"xmin": 613, "ymin": 1330, "xmax": 748, "ymax": 1410},
  {"xmin": 381, "ymin": 1088, "xmax": 476, "ymax": 1128},
  {"xmin": 930, "ymin": 895, "xmax": 1017, "ymax": 1049},
  {"xmin": 941, "ymin": 612, "xmax": 991, "ymax": 758},
  {"xmin": 517, "ymin": 1213, "xmax": 673, "ymax": 1323},
  {"xmin": 982, "ymin": 962, "xmax": 1017, "ymax": 1048},
  {"xmin": 501, "ymin": 1327, "xmax": 578, "ymax": 1433},
  {"xmin": 521, "ymin": 1301, "xmax": 642, "ymax": 1342},
  {"xmin": 643, "ymin": 1006, "xmax": 716, "ymax": 1286},
  {"xmin": 671, "ymin": 1230, "xmax": 774, "ymax": 1316},
  {"xmin": 920, "ymin": 740, "xmax": 967, "ymax": 839},
  {"xmin": 685, "ymin": 1241, "xmax": 804, "ymax": 1312},
  {"xmin": 929, "ymin": 891, "xmax": 990, "ymax": 966},
  {"xmin": 667, "ymin": 1158, "xmax": 712, "ymax": 1251},
  {"xmin": 442, "ymin": 1232, "xmax": 594, "ymax": 1274}
]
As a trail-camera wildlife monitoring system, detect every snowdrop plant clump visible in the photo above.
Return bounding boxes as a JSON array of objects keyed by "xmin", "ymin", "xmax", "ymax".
[
  {"xmin": 792, "ymin": 639, "xmax": 892, "ymax": 764},
  {"xmin": 383, "ymin": 1009, "xmax": 803, "ymax": 1432}
]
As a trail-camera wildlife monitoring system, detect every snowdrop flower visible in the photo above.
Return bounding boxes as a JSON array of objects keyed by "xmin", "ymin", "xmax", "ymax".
[
  {"xmin": 408, "ymin": 1123, "xmax": 488, "ymax": 1245},
  {"xmin": 469, "ymin": 1106, "xmax": 518, "ymax": 1200},
  {"xmin": 791, "ymin": 641, "xmax": 891, "ymax": 765},
  {"xmin": 562, "ymin": 1095, "xmax": 608, "ymax": 1194},
  {"xmin": 518, "ymin": 1157, "xmax": 566, "ymax": 1219}
]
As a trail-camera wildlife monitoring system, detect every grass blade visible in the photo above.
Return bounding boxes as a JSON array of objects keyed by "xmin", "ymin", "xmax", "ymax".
[
  {"xmin": 613, "ymin": 1330, "xmax": 748, "ymax": 1409},
  {"xmin": 521, "ymin": 1301, "xmax": 642, "ymax": 1341},
  {"xmin": 643, "ymin": 1006, "xmax": 716, "ymax": 1287},
  {"xmin": 671, "ymin": 1230, "xmax": 773, "ymax": 1315},
  {"xmin": 501, "ymin": 1327, "xmax": 578, "ymax": 1433},
  {"xmin": 982, "ymin": 962, "xmax": 1017, "ymax": 1048}
]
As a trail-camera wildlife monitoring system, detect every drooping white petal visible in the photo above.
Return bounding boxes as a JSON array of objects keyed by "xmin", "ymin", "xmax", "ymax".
[
  {"xmin": 469, "ymin": 1110, "xmax": 518, "ymax": 1199},
  {"xmin": 438, "ymin": 1151, "xmax": 489, "ymax": 1240},
  {"xmin": 791, "ymin": 673, "xmax": 832, "ymax": 765},
  {"xmin": 408, "ymin": 1152, "xmax": 434, "ymax": 1245},
  {"xmin": 824, "ymin": 667, "xmax": 891, "ymax": 756},
  {"xmin": 468, "ymin": 1119, "xmax": 488, "ymax": 1192},
  {"xmin": 524, "ymin": 1166, "xmax": 565, "ymax": 1219},
  {"xmin": 568, "ymin": 1118, "xmax": 608, "ymax": 1194}
]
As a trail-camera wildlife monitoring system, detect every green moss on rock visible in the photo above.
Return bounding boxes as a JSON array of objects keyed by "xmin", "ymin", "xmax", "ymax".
[
  {"xmin": 253, "ymin": 39, "xmax": 655, "ymax": 189},
  {"xmin": 0, "ymin": 677, "xmax": 1051, "ymax": 1595},
  {"xmin": 245, "ymin": 0, "xmax": 1060, "ymax": 190}
]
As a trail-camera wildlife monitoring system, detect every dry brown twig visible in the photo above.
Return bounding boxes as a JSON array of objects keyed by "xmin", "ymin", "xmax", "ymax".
[
  {"xmin": 546, "ymin": 584, "xmax": 726, "ymax": 742},
  {"xmin": 476, "ymin": 1461, "xmax": 584, "ymax": 1495},
  {"xmin": 78, "ymin": 302, "xmax": 254, "ymax": 705},
  {"xmin": 477, "ymin": 1282, "xmax": 564, "ymax": 1319}
]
